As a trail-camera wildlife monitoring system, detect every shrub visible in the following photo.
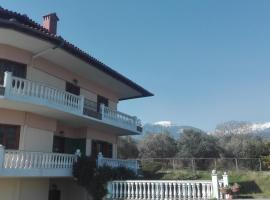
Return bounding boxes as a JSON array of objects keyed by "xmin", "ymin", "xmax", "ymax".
[
  {"xmin": 141, "ymin": 161, "xmax": 163, "ymax": 179},
  {"xmin": 73, "ymin": 156, "xmax": 137, "ymax": 200}
]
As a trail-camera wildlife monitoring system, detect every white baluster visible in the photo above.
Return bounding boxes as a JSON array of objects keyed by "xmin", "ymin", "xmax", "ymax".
[
  {"xmin": 111, "ymin": 182, "xmax": 115, "ymax": 199},
  {"xmin": 155, "ymin": 183, "xmax": 159, "ymax": 198},
  {"xmin": 169, "ymin": 182, "xmax": 172, "ymax": 199},
  {"xmin": 206, "ymin": 183, "xmax": 211, "ymax": 198},
  {"xmin": 119, "ymin": 182, "xmax": 123, "ymax": 198},
  {"xmin": 115, "ymin": 182, "xmax": 119, "ymax": 199},
  {"xmin": 182, "ymin": 183, "xmax": 186, "ymax": 199},
  {"xmin": 131, "ymin": 182, "xmax": 134, "ymax": 199},
  {"xmin": 123, "ymin": 182, "xmax": 126, "ymax": 198},
  {"xmin": 173, "ymin": 182, "xmax": 177, "ymax": 198},
  {"xmin": 187, "ymin": 183, "xmax": 191, "ymax": 199},
  {"xmin": 127, "ymin": 182, "xmax": 131, "ymax": 199},
  {"xmin": 164, "ymin": 182, "xmax": 168, "ymax": 199},
  {"xmin": 135, "ymin": 182, "xmax": 138, "ymax": 199},
  {"xmin": 151, "ymin": 182, "xmax": 155, "ymax": 198},
  {"xmin": 202, "ymin": 183, "xmax": 206, "ymax": 199},
  {"xmin": 160, "ymin": 182, "xmax": 164, "ymax": 199},
  {"xmin": 139, "ymin": 182, "xmax": 142, "ymax": 199},
  {"xmin": 143, "ymin": 182, "xmax": 146, "ymax": 199},
  {"xmin": 178, "ymin": 182, "xmax": 182, "ymax": 199},
  {"xmin": 147, "ymin": 182, "xmax": 151, "ymax": 199},
  {"xmin": 192, "ymin": 183, "xmax": 196, "ymax": 199}
]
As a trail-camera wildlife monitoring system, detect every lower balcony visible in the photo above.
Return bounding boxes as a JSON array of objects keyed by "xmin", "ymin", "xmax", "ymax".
[
  {"xmin": 0, "ymin": 72, "xmax": 142, "ymax": 135},
  {"xmin": 0, "ymin": 146, "xmax": 75, "ymax": 177},
  {"xmin": 0, "ymin": 146, "xmax": 139, "ymax": 177}
]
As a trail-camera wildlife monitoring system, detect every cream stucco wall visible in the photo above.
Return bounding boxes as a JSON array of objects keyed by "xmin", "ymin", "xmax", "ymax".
[
  {"xmin": 0, "ymin": 178, "xmax": 49, "ymax": 200},
  {"xmin": 50, "ymin": 179, "xmax": 88, "ymax": 200},
  {"xmin": 0, "ymin": 108, "xmax": 56, "ymax": 152},
  {"xmin": 86, "ymin": 127, "xmax": 118, "ymax": 158}
]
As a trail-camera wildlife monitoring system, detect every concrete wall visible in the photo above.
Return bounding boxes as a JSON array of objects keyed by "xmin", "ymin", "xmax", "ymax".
[{"xmin": 0, "ymin": 178, "xmax": 49, "ymax": 200}]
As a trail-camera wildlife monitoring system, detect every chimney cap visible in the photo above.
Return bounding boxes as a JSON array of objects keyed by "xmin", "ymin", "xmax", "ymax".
[{"xmin": 43, "ymin": 13, "xmax": 59, "ymax": 21}]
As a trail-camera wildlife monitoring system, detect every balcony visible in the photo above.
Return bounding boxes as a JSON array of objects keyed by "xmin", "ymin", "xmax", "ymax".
[
  {"xmin": 97, "ymin": 152, "xmax": 139, "ymax": 175},
  {"xmin": 0, "ymin": 72, "xmax": 142, "ymax": 135},
  {"xmin": 0, "ymin": 146, "xmax": 139, "ymax": 177},
  {"xmin": 0, "ymin": 145, "xmax": 75, "ymax": 177}
]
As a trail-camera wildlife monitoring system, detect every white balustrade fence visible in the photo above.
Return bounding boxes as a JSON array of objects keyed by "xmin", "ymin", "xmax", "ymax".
[
  {"xmin": 4, "ymin": 72, "xmax": 83, "ymax": 114},
  {"xmin": 107, "ymin": 171, "xmax": 229, "ymax": 199},
  {"xmin": 0, "ymin": 145, "xmax": 76, "ymax": 177},
  {"xmin": 4, "ymin": 150, "xmax": 75, "ymax": 170},
  {"xmin": 100, "ymin": 104, "xmax": 140, "ymax": 132},
  {"xmin": 97, "ymin": 153, "xmax": 139, "ymax": 174}
]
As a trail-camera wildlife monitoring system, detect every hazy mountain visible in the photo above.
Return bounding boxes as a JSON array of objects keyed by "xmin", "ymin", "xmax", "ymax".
[
  {"xmin": 213, "ymin": 120, "xmax": 270, "ymax": 138},
  {"xmin": 141, "ymin": 121, "xmax": 205, "ymax": 139}
]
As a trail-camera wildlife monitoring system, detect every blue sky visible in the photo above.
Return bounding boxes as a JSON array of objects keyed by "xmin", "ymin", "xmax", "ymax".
[{"xmin": 1, "ymin": 1, "xmax": 270, "ymax": 131}]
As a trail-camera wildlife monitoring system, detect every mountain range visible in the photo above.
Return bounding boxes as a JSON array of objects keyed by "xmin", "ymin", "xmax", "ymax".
[{"xmin": 141, "ymin": 120, "xmax": 270, "ymax": 138}]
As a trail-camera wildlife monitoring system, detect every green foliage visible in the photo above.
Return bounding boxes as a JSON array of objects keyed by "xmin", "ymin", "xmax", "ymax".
[
  {"xmin": 118, "ymin": 136, "xmax": 139, "ymax": 159},
  {"xmin": 262, "ymin": 156, "xmax": 270, "ymax": 170},
  {"xmin": 141, "ymin": 161, "xmax": 163, "ymax": 179},
  {"xmin": 73, "ymin": 156, "xmax": 137, "ymax": 200},
  {"xmin": 138, "ymin": 133, "xmax": 177, "ymax": 158},
  {"xmin": 177, "ymin": 129, "xmax": 221, "ymax": 158},
  {"xmin": 218, "ymin": 134, "xmax": 269, "ymax": 158}
]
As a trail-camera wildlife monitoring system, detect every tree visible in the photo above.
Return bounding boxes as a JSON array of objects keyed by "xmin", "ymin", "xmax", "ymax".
[
  {"xmin": 218, "ymin": 134, "xmax": 269, "ymax": 158},
  {"xmin": 177, "ymin": 129, "xmax": 221, "ymax": 158},
  {"xmin": 118, "ymin": 136, "xmax": 139, "ymax": 159},
  {"xmin": 138, "ymin": 133, "xmax": 177, "ymax": 158}
]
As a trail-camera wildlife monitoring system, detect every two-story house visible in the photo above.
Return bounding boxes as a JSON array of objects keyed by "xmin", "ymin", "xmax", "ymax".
[{"xmin": 0, "ymin": 8, "xmax": 152, "ymax": 200}]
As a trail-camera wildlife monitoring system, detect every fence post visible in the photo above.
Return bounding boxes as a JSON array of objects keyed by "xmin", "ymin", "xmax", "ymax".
[
  {"xmin": 0, "ymin": 145, "xmax": 5, "ymax": 170},
  {"xmin": 235, "ymin": 158, "xmax": 239, "ymax": 171},
  {"xmin": 97, "ymin": 152, "xmax": 103, "ymax": 167},
  {"xmin": 211, "ymin": 169, "xmax": 219, "ymax": 199},
  {"xmin": 223, "ymin": 172, "xmax": 229, "ymax": 199},
  {"xmin": 106, "ymin": 181, "xmax": 112, "ymax": 199},
  {"xmin": 191, "ymin": 159, "xmax": 195, "ymax": 174},
  {"xmin": 259, "ymin": 158, "xmax": 262, "ymax": 171}
]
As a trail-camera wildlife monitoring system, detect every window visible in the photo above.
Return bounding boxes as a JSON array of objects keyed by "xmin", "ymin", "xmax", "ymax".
[
  {"xmin": 65, "ymin": 82, "xmax": 80, "ymax": 95},
  {"xmin": 0, "ymin": 124, "xmax": 20, "ymax": 149},
  {"xmin": 0, "ymin": 59, "xmax": 27, "ymax": 85},
  {"xmin": 52, "ymin": 136, "xmax": 86, "ymax": 155},
  {"xmin": 92, "ymin": 140, "xmax": 113, "ymax": 158}
]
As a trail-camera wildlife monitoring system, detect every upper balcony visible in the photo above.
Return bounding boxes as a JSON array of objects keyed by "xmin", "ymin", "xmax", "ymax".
[{"xmin": 0, "ymin": 72, "xmax": 142, "ymax": 135}]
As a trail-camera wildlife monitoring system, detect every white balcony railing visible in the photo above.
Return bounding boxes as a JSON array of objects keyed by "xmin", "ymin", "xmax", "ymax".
[
  {"xmin": 2, "ymin": 72, "xmax": 142, "ymax": 133},
  {"xmin": 0, "ymin": 145, "xmax": 76, "ymax": 177},
  {"xmin": 100, "ymin": 104, "xmax": 141, "ymax": 132},
  {"xmin": 97, "ymin": 153, "xmax": 139, "ymax": 174},
  {"xmin": 107, "ymin": 171, "xmax": 229, "ymax": 199},
  {"xmin": 4, "ymin": 72, "xmax": 84, "ymax": 115}
]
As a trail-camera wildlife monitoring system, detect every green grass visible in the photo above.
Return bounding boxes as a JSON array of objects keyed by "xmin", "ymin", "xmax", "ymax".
[{"xmin": 150, "ymin": 170, "xmax": 270, "ymax": 198}]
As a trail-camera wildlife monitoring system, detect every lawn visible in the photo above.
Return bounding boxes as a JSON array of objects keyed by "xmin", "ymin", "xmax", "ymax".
[{"xmin": 148, "ymin": 170, "xmax": 270, "ymax": 198}]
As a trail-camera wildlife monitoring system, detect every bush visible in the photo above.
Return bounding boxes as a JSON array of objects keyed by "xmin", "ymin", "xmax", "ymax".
[
  {"xmin": 73, "ymin": 156, "xmax": 137, "ymax": 200},
  {"xmin": 141, "ymin": 161, "xmax": 163, "ymax": 179},
  {"xmin": 262, "ymin": 156, "xmax": 270, "ymax": 170}
]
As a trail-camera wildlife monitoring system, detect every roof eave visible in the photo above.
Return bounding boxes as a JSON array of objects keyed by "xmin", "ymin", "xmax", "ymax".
[{"xmin": 0, "ymin": 19, "xmax": 154, "ymax": 100}]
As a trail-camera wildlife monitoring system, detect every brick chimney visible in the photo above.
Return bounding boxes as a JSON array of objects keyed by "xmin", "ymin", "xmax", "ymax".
[{"xmin": 42, "ymin": 13, "xmax": 59, "ymax": 35}]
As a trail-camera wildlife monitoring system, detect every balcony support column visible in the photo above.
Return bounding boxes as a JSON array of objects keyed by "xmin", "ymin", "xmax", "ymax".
[{"xmin": 3, "ymin": 71, "xmax": 12, "ymax": 97}]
